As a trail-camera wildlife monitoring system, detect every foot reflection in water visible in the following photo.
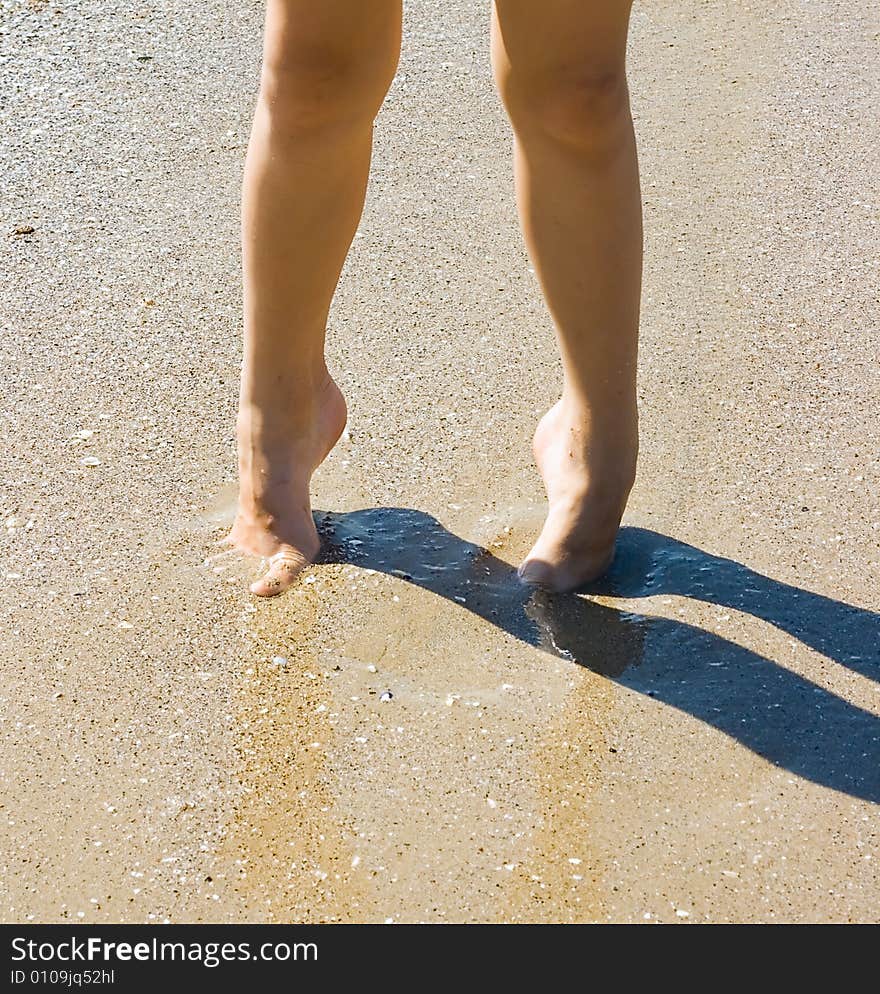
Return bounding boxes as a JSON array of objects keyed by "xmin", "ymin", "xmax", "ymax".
[{"xmin": 318, "ymin": 507, "xmax": 880, "ymax": 803}]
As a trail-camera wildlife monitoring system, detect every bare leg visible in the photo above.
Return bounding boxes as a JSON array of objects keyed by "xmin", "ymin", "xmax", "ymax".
[
  {"xmin": 492, "ymin": 0, "xmax": 642, "ymax": 591},
  {"xmin": 230, "ymin": 0, "xmax": 401, "ymax": 595}
]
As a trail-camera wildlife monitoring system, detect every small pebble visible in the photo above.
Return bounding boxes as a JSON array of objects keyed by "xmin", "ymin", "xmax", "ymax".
[
  {"xmin": 272, "ymin": 656, "xmax": 288, "ymax": 667},
  {"xmin": 379, "ymin": 690, "xmax": 393, "ymax": 703},
  {"xmin": 80, "ymin": 456, "xmax": 101, "ymax": 467}
]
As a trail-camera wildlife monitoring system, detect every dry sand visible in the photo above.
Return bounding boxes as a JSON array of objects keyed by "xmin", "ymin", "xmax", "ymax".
[{"xmin": 1, "ymin": 0, "xmax": 878, "ymax": 923}]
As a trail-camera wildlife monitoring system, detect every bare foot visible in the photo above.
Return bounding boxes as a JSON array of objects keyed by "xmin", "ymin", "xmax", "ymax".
[
  {"xmin": 518, "ymin": 398, "xmax": 637, "ymax": 592},
  {"xmin": 228, "ymin": 374, "xmax": 347, "ymax": 596}
]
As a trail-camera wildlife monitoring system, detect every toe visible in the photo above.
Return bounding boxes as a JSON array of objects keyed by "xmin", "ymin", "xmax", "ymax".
[
  {"xmin": 518, "ymin": 546, "xmax": 614, "ymax": 593},
  {"xmin": 517, "ymin": 555, "xmax": 557, "ymax": 590},
  {"xmin": 250, "ymin": 547, "xmax": 310, "ymax": 597}
]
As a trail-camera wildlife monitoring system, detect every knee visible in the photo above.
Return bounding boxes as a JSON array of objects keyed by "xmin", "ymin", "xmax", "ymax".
[
  {"xmin": 497, "ymin": 65, "xmax": 632, "ymax": 157},
  {"xmin": 259, "ymin": 42, "xmax": 398, "ymax": 138}
]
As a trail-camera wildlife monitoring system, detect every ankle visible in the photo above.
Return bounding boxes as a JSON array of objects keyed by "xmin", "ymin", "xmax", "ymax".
[
  {"xmin": 239, "ymin": 353, "xmax": 331, "ymax": 402},
  {"xmin": 238, "ymin": 360, "xmax": 332, "ymax": 417},
  {"xmin": 236, "ymin": 400, "xmax": 318, "ymax": 444},
  {"xmin": 558, "ymin": 385, "xmax": 636, "ymax": 424},
  {"xmin": 538, "ymin": 395, "xmax": 638, "ymax": 490},
  {"xmin": 550, "ymin": 395, "xmax": 637, "ymax": 449}
]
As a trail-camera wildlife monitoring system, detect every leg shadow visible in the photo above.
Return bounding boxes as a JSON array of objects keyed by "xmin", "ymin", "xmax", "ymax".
[
  {"xmin": 585, "ymin": 526, "xmax": 879, "ymax": 684},
  {"xmin": 316, "ymin": 507, "xmax": 880, "ymax": 803}
]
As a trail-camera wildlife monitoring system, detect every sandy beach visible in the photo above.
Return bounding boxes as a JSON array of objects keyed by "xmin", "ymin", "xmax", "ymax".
[{"xmin": 1, "ymin": 0, "xmax": 878, "ymax": 923}]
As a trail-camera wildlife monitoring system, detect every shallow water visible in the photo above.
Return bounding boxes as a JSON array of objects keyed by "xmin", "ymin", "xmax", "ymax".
[{"xmin": 150, "ymin": 489, "xmax": 879, "ymax": 922}]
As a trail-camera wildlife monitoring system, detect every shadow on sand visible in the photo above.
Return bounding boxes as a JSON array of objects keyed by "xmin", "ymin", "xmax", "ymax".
[{"xmin": 315, "ymin": 506, "xmax": 880, "ymax": 804}]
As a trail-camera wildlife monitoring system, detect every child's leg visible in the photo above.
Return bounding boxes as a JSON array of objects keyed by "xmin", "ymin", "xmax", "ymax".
[
  {"xmin": 491, "ymin": 0, "xmax": 642, "ymax": 591},
  {"xmin": 232, "ymin": 0, "xmax": 401, "ymax": 595}
]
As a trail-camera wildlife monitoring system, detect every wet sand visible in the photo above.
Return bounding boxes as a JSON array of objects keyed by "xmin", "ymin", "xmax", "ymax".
[{"xmin": 1, "ymin": 1, "xmax": 878, "ymax": 923}]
